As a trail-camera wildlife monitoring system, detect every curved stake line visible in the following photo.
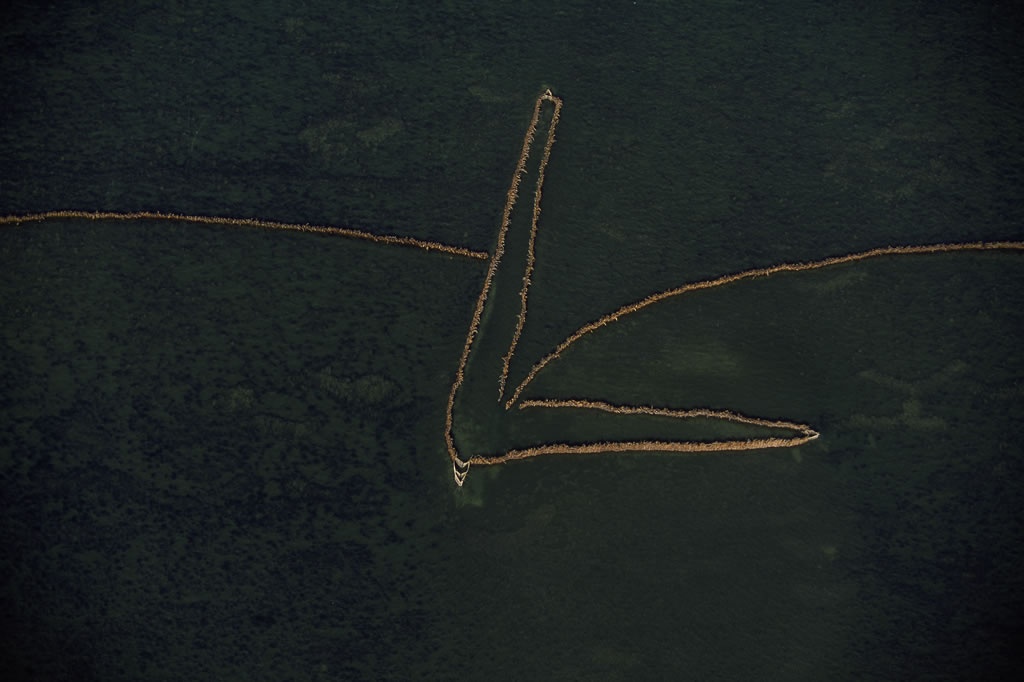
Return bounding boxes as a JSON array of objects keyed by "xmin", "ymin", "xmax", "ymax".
[{"xmin": 506, "ymin": 241, "xmax": 1024, "ymax": 409}]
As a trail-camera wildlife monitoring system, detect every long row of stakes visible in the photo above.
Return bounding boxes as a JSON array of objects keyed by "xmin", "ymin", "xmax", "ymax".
[
  {"xmin": 2, "ymin": 89, "xmax": 1022, "ymax": 487},
  {"xmin": 0, "ymin": 210, "xmax": 489, "ymax": 260}
]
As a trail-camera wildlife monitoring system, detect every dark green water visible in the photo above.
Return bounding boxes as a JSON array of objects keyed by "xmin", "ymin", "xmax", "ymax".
[{"xmin": 1, "ymin": 1, "xmax": 1022, "ymax": 679}]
